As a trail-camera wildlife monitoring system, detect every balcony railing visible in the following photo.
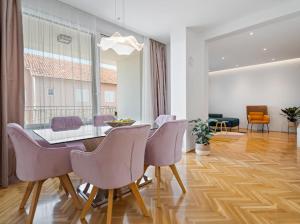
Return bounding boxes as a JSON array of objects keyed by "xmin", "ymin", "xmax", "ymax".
[{"xmin": 25, "ymin": 105, "xmax": 116, "ymax": 128}]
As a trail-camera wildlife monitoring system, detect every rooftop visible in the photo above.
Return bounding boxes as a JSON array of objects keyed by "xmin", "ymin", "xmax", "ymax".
[{"xmin": 24, "ymin": 53, "xmax": 117, "ymax": 84}]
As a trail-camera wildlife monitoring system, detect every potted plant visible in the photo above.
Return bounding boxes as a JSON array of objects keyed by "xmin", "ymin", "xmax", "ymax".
[
  {"xmin": 281, "ymin": 107, "xmax": 300, "ymax": 123},
  {"xmin": 190, "ymin": 119, "xmax": 212, "ymax": 155}
]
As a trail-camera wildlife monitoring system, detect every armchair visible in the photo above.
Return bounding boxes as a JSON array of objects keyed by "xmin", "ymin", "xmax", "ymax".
[
  {"xmin": 71, "ymin": 124, "xmax": 151, "ymax": 224},
  {"xmin": 7, "ymin": 123, "xmax": 82, "ymax": 224},
  {"xmin": 246, "ymin": 105, "xmax": 270, "ymax": 132}
]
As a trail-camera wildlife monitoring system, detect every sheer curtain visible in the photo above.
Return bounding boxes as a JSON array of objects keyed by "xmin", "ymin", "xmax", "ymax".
[{"xmin": 22, "ymin": 6, "xmax": 94, "ymax": 128}]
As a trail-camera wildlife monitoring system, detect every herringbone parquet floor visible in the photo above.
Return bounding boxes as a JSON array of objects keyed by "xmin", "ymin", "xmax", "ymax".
[{"xmin": 1, "ymin": 131, "xmax": 300, "ymax": 224}]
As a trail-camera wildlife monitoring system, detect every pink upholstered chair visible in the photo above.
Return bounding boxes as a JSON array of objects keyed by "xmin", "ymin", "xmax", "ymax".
[
  {"xmin": 71, "ymin": 125, "xmax": 151, "ymax": 224},
  {"xmin": 93, "ymin": 115, "xmax": 115, "ymax": 127},
  {"xmin": 50, "ymin": 116, "xmax": 86, "ymax": 151},
  {"xmin": 51, "ymin": 116, "xmax": 83, "ymax": 131},
  {"xmin": 155, "ymin": 114, "xmax": 176, "ymax": 127},
  {"xmin": 143, "ymin": 120, "xmax": 187, "ymax": 207},
  {"xmin": 7, "ymin": 123, "xmax": 82, "ymax": 224}
]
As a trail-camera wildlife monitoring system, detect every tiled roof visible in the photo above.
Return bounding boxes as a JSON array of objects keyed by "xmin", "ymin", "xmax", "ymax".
[{"xmin": 24, "ymin": 54, "xmax": 117, "ymax": 84}]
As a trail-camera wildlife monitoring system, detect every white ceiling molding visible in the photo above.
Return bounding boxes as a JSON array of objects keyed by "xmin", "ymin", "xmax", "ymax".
[
  {"xmin": 209, "ymin": 58, "xmax": 300, "ymax": 75},
  {"xmin": 208, "ymin": 14, "xmax": 300, "ymax": 71}
]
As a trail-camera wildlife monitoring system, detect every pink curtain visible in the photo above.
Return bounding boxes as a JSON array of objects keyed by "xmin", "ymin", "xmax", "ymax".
[
  {"xmin": 0, "ymin": 0, "xmax": 24, "ymax": 186},
  {"xmin": 150, "ymin": 39, "xmax": 167, "ymax": 118}
]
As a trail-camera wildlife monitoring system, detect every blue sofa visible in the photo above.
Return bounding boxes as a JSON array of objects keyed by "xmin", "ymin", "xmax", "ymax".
[{"xmin": 208, "ymin": 114, "xmax": 240, "ymax": 131}]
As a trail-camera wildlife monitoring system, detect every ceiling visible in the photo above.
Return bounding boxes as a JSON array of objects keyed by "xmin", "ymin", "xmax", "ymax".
[
  {"xmin": 208, "ymin": 14, "xmax": 300, "ymax": 71},
  {"xmin": 58, "ymin": 0, "xmax": 294, "ymax": 43}
]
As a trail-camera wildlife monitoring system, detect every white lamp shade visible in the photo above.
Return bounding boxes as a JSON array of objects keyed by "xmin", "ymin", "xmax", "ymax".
[{"xmin": 99, "ymin": 32, "xmax": 144, "ymax": 55}]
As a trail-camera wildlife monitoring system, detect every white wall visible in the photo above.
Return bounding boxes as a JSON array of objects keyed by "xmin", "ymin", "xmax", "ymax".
[
  {"xmin": 186, "ymin": 29, "xmax": 209, "ymax": 149},
  {"xmin": 170, "ymin": 28, "xmax": 187, "ymax": 120},
  {"xmin": 186, "ymin": 29, "xmax": 208, "ymax": 120},
  {"xmin": 117, "ymin": 53, "xmax": 142, "ymax": 120},
  {"xmin": 170, "ymin": 28, "xmax": 209, "ymax": 151},
  {"xmin": 209, "ymin": 59, "xmax": 300, "ymax": 132}
]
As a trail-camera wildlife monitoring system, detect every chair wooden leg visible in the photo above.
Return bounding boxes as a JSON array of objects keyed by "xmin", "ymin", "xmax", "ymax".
[
  {"xmin": 59, "ymin": 178, "xmax": 69, "ymax": 197},
  {"xmin": 59, "ymin": 174, "xmax": 82, "ymax": 209},
  {"xmin": 19, "ymin": 182, "xmax": 35, "ymax": 210},
  {"xmin": 155, "ymin": 166, "xmax": 161, "ymax": 207},
  {"xmin": 128, "ymin": 183, "xmax": 149, "ymax": 216},
  {"xmin": 106, "ymin": 189, "xmax": 114, "ymax": 224},
  {"xmin": 80, "ymin": 186, "xmax": 98, "ymax": 220},
  {"xmin": 136, "ymin": 164, "xmax": 149, "ymax": 186},
  {"xmin": 26, "ymin": 180, "xmax": 44, "ymax": 224},
  {"xmin": 169, "ymin": 164, "xmax": 186, "ymax": 193},
  {"xmin": 267, "ymin": 124, "xmax": 270, "ymax": 133},
  {"xmin": 251, "ymin": 124, "xmax": 253, "ymax": 132},
  {"xmin": 215, "ymin": 122, "xmax": 220, "ymax": 132}
]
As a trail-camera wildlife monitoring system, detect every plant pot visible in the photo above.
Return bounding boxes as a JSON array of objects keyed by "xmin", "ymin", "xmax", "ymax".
[{"xmin": 195, "ymin": 143, "xmax": 210, "ymax": 155}]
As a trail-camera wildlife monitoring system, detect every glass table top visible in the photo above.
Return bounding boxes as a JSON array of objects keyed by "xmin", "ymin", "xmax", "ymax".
[{"xmin": 33, "ymin": 121, "xmax": 155, "ymax": 144}]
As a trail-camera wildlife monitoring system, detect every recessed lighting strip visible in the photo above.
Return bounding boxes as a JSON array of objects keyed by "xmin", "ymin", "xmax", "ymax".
[{"xmin": 209, "ymin": 58, "xmax": 300, "ymax": 75}]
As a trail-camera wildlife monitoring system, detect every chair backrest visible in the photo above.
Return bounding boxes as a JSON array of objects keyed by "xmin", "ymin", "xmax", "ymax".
[
  {"xmin": 6, "ymin": 123, "xmax": 41, "ymax": 181},
  {"xmin": 246, "ymin": 105, "xmax": 268, "ymax": 121},
  {"xmin": 209, "ymin": 113, "xmax": 223, "ymax": 118},
  {"xmin": 155, "ymin": 114, "xmax": 176, "ymax": 127},
  {"xmin": 145, "ymin": 120, "xmax": 187, "ymax": 166},
  {"xmin": 89, "ymin": 125, "xmax": 150, "ymax": 189},
  {"xmin": 51, "ymin": 116, "xmax": 83, "ymax": 131},
  {"xmin": 246, "ymin": 105, "xmax": 268, "ymax": 115},
  {"xmin": 93, "ymin": 115, "xmax": 115, "ymax": 127}
]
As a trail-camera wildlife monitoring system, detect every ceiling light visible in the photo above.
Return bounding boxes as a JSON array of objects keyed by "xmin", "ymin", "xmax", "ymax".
[
  {"xmin": 235, "ymin": 65, "xmax": 239, "ymax": 67},
  {"xmin": 98, "ymin": 32, "xmax": 144, "ymax": 55},
  {"xmin": 221, "ymin": 57, "xmax": 225, "ymax": 60},
  {"xmin": 272, "ymin": 58, "xmax": 276, "ymax": 61},
  {"xmin": 263, "ymin": 48, "xmax": 268, "ymax": 51},
  {"xmin": 249, "ymin": 32, "xmax": 254, "ymax": 36}
]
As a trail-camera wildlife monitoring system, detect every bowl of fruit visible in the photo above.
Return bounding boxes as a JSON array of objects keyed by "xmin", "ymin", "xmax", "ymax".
[{"xmin": 105, "ymin": 118, "xmax": 136, "ymax": 127}]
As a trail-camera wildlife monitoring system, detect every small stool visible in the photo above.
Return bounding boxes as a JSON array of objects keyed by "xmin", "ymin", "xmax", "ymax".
[{"xmin": 214, "ymin": 121, "xmax": 228, "ymax": 133}]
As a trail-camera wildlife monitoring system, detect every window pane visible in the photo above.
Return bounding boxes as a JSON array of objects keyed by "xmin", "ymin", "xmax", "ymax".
[
  {"xmin": 104, "ymin": 91, "xmax": 115, "ymax": 103},
  {"xmin": 99, "ymin": 47, "xmax": 142, "ymax": 120},
  {"xmin": 23, "ymin": 14, "xmax": 92, "ymax": 127}
]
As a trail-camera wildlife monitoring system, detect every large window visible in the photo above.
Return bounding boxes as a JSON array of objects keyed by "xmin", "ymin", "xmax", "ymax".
[
  {"xmin": 23, "ymin": 13, "xmax": 142, "ymax": 128},
  {"xmin": 99, "ymin": 47, "xmax": 142, "ymax": 120},
  {"xmin": 23, "ymin": 14, "xmax": 93, "ymax": 127}
]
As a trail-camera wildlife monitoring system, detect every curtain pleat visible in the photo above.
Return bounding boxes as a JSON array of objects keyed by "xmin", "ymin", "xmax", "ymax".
[
  {"xmin": 0, "ymin": 0, "xmax": 25, "ymax": 186},
  {"xmin": 150, "ymin": 39, "xmax": 167, "ymax": 119}
]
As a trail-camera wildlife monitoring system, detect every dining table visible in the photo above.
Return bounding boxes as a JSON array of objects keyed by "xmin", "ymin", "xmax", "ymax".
[{"xmin": 32, "ymin": 121, "xmax": 156, "ymax": 207}]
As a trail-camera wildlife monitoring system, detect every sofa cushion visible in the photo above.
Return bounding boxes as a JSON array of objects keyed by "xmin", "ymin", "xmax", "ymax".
[
  {"xmin": 209, "ymin": 114, "xmax": 223, "ymax": 118},
  {"xmin": 249, "ymin": 112, "xmax": 264, "ymax": 121}
]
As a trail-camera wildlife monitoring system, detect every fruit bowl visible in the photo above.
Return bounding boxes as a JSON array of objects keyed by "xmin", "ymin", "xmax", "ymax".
[{"xmin": 105, "ymin": 119, "xmax": 136, "ymax": 127}]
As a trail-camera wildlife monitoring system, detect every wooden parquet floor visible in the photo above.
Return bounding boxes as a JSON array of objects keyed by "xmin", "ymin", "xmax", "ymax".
[{"xmin": 1, "ymin": 131, "xmax": 300, "ymax": 224}]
